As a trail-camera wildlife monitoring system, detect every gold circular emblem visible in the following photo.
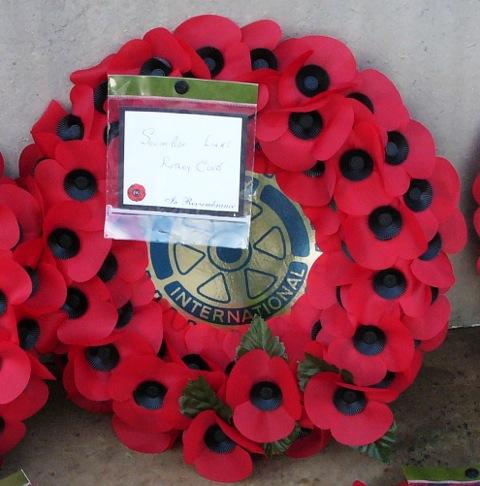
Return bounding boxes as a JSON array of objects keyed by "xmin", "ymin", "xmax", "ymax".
[{"xmin": 149, "ymin": 174, "xmax": 319, "ymax": 325}]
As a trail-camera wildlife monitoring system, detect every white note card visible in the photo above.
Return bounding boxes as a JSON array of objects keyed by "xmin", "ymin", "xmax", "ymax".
[{"xmin": 121, "ymin": 109, "xmax": 245, "ymax": 217}]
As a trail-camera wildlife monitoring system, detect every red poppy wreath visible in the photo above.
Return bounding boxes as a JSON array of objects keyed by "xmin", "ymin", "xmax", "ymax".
[{"xmin": 0, "ymin": 14, "xmax": 467, "ymax": 483}]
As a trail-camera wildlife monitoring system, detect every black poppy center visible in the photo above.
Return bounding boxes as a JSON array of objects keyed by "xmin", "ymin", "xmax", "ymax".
[
  {"xmin": 0, "ymin": 291, "xmax": 7, "ymax": 317},
  {"xmin": 431, "ymin": 286, "xmax": 439, "ymax": 304},
  {"xmin": 85, "ymin": 344, "xmax": 120, "ymax": 372},
  {"xmin": 311, "ymin": 320, "xmax": 322, "ymax": 340},
  {"xmin": 419, "ymin": 233, "xmax": 442, "ymax": 261},
  {"xmin": 340, "ymin": 149, "xmax": 374, "ymax": 181},
  {"xmin": 368, "ymin": 206, "xmax": 403, "ymax": 241},
  {"xmin": 25, "ymin": 266, "xmax": 39, "ymax": 297},
  {"xmin": 250, "ymin": 48, "xmax": 278, "ymax": 70},
  {"xmin": 133, "ymin": 380, "xmax": 167, "ymax": 410},
  {"xmin": 296, "ymin": 64, "xmax": 330, "ymax": 97},
  {"xmin": 288, "ymin": 111, "xmax": 323, "ymax": 140},
  {"xmin": 304, "ymin": 161, "xmax": 326, "ymax": 178},
  {"xmin": 333, "ymin": 388, "xmax": 367, "ymax": 415},
  {"xmin": 204, "ymin": 424, "xmax": 236, "ymax": 454},
  {"xmin": 63, "ymin": 287, "xmax": 88, "ymax": 319},
  {"xmin": 373, "ymin": 269, "xmax": 407, "ymax": 300},
  {"xmin": 182, "ymin": 354, "xmax": 210, "ymax": 370},
  {"xmin": 98, "ymin": 252, "xmax": 118, "ymax": 282},
  {"xmin": 93, "ymin": 81, "xmax": 108, "ymax": 114},
  {"xmin": 250, "ymin": 381, "xmax": 282, "ymax": 411},
  {"xmin": 403, "ymin": 179, "xmax": 433, "ymax": 212},
  {"xmin": 140, "ymin": 57, "xmax": 173, "ymax": 77},
  {"xmin": 385, "ymin": 131, "xmax": 409, "ymax": 165},
  {"xmin": 197, "ymin": 47, "xmax": 224, "ymax": 77},
  {"xmin": 116, "ymin": 301, "xmax": 134, "ymax": 329},
  {"xmin": 57, "ymin": 115, "xmax": 84, "ymax": 141},
  {"xmin": 48, "ymin": 228, "xmax": 80, "ymax": 260},
  {"xmin": 64, "ymin": 169, "xmax": 97, "ymax": 201},
  {"xmin": 466, "ymin": 468, "xmax": 480, "ymax": 479},
  {"xmin": 353, "ymin": 325, "xmax": 386, "ymax": 356},
  {"xmin": 346, "ymin": 92, "xmax": 375, "ymax": 112},
  {"xmin": 373, "ymin": 371, "xmax": 396, "ymax": 389},
  {"xmin": 18, "ymin": 318, "xmax": 40, "ymax": 350},
  {"xmin": 0, "ymin": 417, "xmax": 4, "ymax": 434}
]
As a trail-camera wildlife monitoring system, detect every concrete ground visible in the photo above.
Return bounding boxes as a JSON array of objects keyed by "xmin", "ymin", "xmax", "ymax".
[{"xmin": 1, "ymin": 326, "xmax": 478, "ymax": 486}]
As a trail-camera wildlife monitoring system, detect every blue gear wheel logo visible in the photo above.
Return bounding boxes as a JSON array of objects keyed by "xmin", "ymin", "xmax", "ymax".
[{"xmin": 149, "ymin": 174, "xmax": 318, "ymax": 325}]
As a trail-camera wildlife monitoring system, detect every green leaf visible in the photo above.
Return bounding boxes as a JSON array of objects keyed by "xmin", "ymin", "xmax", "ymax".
[
  {"xmin": 297, "ymin": 353, "xmax": 339, "ymax": 391},
  {"xmin": 354, "ymin": 422, "xmax": 397, "ymax": 464},
  {"xmin": 263, "ymin": 424, "xmax": 301, "ymax": 457},
  {"xmin": 236, "ymin": 315, "xmax": 286, "ymax": 360},
  {"xmin": 179, "ymin": 376, "xmax": 232, "ymax": 422}
]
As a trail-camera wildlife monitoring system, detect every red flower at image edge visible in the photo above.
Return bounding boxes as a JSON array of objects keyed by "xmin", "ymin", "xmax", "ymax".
[
  {"xmin": 183, "ymin": 410, "xmax": 264, "ymax": 483},
  {"xmin": 226, "ymin": 349, "xmax": 301, "ymax": 443}
]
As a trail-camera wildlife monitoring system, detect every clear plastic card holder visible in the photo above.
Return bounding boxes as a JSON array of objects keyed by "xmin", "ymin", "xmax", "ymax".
[{"xmin": 105, "ymin": 75, "xmax": 258, "ymax": 249}]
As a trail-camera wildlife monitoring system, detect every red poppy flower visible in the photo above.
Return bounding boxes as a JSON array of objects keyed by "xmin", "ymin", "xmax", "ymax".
[
  {"xmin": 241, "ymin": 19, "xmax": 282, "ymax": 72},
  {"xmin": 371, "ymin": 350, "xmax": 422, "ymax": 395},
  {"xmin": 306, "ymin": 250, "xmax": 368, "ymax": 311},
  {"xmin": 304, "ymin": 204, "xmax": 344, "ymax": 248},
  {"xmin": 275, "ymin": 35, "xmax": 356, "ymax": 107},
  {"xmin": 341, "ymin": 199, "xmax": 427, "ymax": 269},
  {"xmin": 0, "ymin": 375, "xmax": 49, "ymax": 455},
  {"xmin": 0, "ymin": 183, "xmax": 43, "ymax": 244},
  {"xmin": 401, "ymin": 156, "xmax": 460, "ymax": 241},
  {"xmin": 108, "ymin": 355, "xmax": 191, "ymax": 432},
  {"xmin": 0, "ymin": 339, "xmax": 31, "ymax": 404},
  {"xmin": 326, "ymin": 312, "xmax": 415, "ymax": 386},
  {"xmin": 257, "ymin": 95, "xmax": 354, "ymax": 171},
  {"xmin": 112, "ymin": 415, "xmax": 178, "ymax": 454},
  {"xmin": 417, "ymin": 321, "xmax": 448, "ymax": 352},
  {"xmin": 19, "ymin": 144, "xmax": 44, "ymax": 178},
  {"xmin": 410, "ymin": 209, "xmax": 466, "ymax": 289},
  {"xmin": 56, "ymin": 277, "xmax": 117, "ymax": 346},
  {"xmin": 112, "ymin": 301, "xmax": 163, "ymax": 354},
  {"xmin": 183, "ymin": 410, "xmax": 263, "ymax": 483},
  {"xmin": 286, "ymin": 413, "xmax": 331, "ymax": 459},
  {"xmin": 304, "ymin": 371, "xmax": 394, "ymax": 446},
  {"xmin": 333, "ymin": 121, "xmax": 391, "ymax": 216},
  {"xmin": 13, "ymin": 238, "xmax": 67, "ymax": 315},
  {"xmin": 15, "ymin": 307, "xmax": 63, "ymax": 355},
  {"xmin": 268, "ymin": 314, "xmax": 309, "ymax": 369},
  {"xmin": 226, "ymin": 349, "xmax": 301, "ymax": 443},
  {"xmin": 175, "ymin": 15, "xmax": 251, "ymax": 80},
  {"xmin": 275, "ymin": 159, "xmax": 336, "ymax": 206},
  {"xmin": 68, "ymin": 332, "xmax": 155, "ymax": 402},
  {"xmin": 184, "ymin": 323, "xmax": 244, "ymax": 373},
  {"xmin": 345, "ymin": 69, "xmax": 409, "ymax": 131},
  {"xmin": 0, "ymin": 204, "xmax": 19, "ymax": 251},
  {"xmin": 290, "ymin": 295, "xmax": 344, "ymax": 348},
  {"xmin": 43, "ymin": 202, "xmax": 111, "ymax": 282},
  {"xmin": 62, "ymin": 358, "xmax": 112, "ymax": 414},
  {"xmin": 31, "ymin": 96, "xmax": 94, "ymax": 158},
  {"xmin": 380, "ymin": 119, "xmax": 436, "ymax": 196},
  {"xmin": 342, "ymin": 259, "xmax": 431, "ymax": 322},
  {"xmin": 403, "ymin": 290, "xmax": 450, "ymax": 341},
  {"xmin": 127, "ymin": 184, "xmax": 146, "ymax": 202},
  {"xmin": 34, "ymin": 141, "xmax": 106, "ymax": 213},
  {"xmin": 0, "ymin": 256, "xmax": 32, "ymax": 321},
  {"xmin": 97, "ymin": 240, "xmax": 149, "ymax": 296},
  {"xmin": 253, "ymin": 149, "xmax": 278, "ymax": 174}
]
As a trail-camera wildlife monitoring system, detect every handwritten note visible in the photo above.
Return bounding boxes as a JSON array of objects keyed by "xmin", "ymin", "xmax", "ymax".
[{"xmin": 122, "ymin": 110, "xmax": 245, "ymax": 215}]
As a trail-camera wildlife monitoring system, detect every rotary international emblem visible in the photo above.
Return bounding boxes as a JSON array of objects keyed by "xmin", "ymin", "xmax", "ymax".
[{"xmin": 149, "ymin": 174, "xmax": 319, "ymax": 325}]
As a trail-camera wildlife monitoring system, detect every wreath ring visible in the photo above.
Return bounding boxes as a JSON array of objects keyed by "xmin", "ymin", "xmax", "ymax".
[{"xmin": 0, "ymin": 15, "xmax": 466, "ymax": 483}]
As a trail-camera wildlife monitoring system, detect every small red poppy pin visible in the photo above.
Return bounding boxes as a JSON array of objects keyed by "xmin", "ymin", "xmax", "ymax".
[{"xmin": 127, "ymin": 184, "xmax": 146, "ymax": 202}]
